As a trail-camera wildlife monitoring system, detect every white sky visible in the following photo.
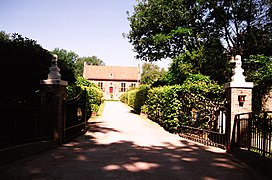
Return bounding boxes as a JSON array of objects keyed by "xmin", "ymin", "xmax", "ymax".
[{"xmin": 0, "ymin": 0, "xmax": 171, "ymax": 69}]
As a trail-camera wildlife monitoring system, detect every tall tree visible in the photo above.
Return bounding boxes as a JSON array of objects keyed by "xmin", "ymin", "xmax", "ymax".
[
  {"xmin": 51, "ymin": 48, "xmax": 78, "ymax": 66},
  {"xmin": 128, "ymin": 0, "xmax": 271, "ymax": 84},
  {"xmin": 210, "ymin": 0, "xmax": 272, "ymax": 57},
  {"xmin": 0, "ymin": 33, "xmax": 51, "ymax": 101},
  {"xmin": 0, "ymin": 31, "xmax": 9, "ymax": 40},
  {"xmin": 75, "ymin": 56, "xmax": 105, "ymax": 77},
  {"xmin": 141, "ymin": 63, "xmax": 165, "ymax": 85},
  {"xmin": 128, "ymin": 0, "xmax": 211, "ymax": 62}
]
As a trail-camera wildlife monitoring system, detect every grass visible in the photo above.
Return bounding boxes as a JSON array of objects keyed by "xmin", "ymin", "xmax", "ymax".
[
  {"xmin": 104, "ymin": 99, "xmax": 120, "ymax": 102},
  {"xmin": 97, "ymin": 101, "xmax": 105, "ymax": 116}
]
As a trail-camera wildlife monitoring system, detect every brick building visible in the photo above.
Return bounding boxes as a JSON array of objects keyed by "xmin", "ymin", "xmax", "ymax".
[{"xmin": 83, "ymin": 63, "xmax": 141, "ymax": 99}]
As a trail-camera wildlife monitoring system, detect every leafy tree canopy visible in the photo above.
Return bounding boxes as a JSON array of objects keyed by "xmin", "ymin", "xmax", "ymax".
[
  {"xmin": 0, "ymin": 31, "xmax": 9, "ymax": 40},
  {"xmin": 128, "ymin": 0, "xmax": 210, "ymax": 62},
  {"xmin": 141, "ymin": 62, "xmax": 166, "ymax": 85},
  {"xmin": 211, "ymin": 0, "xmax": 272, "ymax": 57},
  {"xmin": 128, "ymin": 0, "xmax": 271, "ymax": 85},
  {"xmin": 244, "ymin": 55, "xmax": 272, "ymax": 94},
  {"xmin": 128, "ymin": 0, "xmax": 272, "ymax": 61},
  {"xmin": 0, "ymin": 32, "xmax": 51, "ymax": 98}
]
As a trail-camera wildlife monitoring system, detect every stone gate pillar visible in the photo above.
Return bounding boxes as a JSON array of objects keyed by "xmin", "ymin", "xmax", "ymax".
[
  {"xmin": 225, "ymin": 55, "xmax": 253, "ymax": 148},
  {"xmin": 40, "ymin": 55, "xmax": 68, "ymax": 145}
]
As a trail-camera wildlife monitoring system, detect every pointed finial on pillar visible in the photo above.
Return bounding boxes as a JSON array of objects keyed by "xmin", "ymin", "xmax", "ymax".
[
  {"xmin": 48, "ymin": 54, "xmax": 61, "ymax": 80},
  {"xmin": 231, "ymin": 55, "xmax": 246, "ymax": 83}
]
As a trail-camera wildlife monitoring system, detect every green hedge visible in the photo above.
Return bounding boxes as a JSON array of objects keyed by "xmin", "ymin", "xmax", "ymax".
[
  {"xmin": 67, "ymin": 76, "xmax": 103, "ymax": 116},
  {"xmin": 120, "ymin": 85, "xmax": 150, "ymax": 114},
  {"xmin": 121, "ymin": 74, "xmax": 224, "ymax": 134}
]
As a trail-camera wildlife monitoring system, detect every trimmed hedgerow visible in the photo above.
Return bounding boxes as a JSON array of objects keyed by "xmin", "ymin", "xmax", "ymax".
[
  {"xmin": 67, "ymin": 76, "xmax": 103, "ymax": 116},
  {"xmin": 120, "ymin": 85, "xmax": 150, "ymax": 114},
  {"xmin": 121, "ymin": 74, "xmax": 224, "ymax": 134}
]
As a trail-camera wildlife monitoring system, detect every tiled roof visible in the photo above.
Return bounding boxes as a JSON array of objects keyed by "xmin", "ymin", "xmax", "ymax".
[{"xmin": 83, "ymin": 64, "xmax": 140, "ymax": 81}]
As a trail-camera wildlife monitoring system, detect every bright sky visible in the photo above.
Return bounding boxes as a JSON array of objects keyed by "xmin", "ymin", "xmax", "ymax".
[{"xmin": 0, "ymin": 0, "xmax": 170, "ymax": 69}]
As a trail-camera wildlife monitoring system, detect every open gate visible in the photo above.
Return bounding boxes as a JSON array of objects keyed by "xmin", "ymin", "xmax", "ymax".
[
  {"xmin": 63, "ymin": 90, "xmax": 88, "ymax": 143},
  {"xmin": 178, "ymin": 94, "xmax": 227, "ymax": 149}
]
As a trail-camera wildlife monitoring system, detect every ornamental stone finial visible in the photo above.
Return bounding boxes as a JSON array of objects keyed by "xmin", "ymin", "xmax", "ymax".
[
  {"xmin": 52, "ymin": 54, "xmax": 58, "ymax": 66},
  {"xmin": 48, "ymin": 54, "xmax": 61, "ymax": 79},
  {"xmin": 231, "ymin": 55, "xmax": 246, "ymax": 83}
]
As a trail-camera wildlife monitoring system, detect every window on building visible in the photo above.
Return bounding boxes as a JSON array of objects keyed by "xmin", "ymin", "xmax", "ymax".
[
  {"xmin": 98, "ymin": 82, "xmax": 103, "ymax": 90},
  {"xmin": 130, "ymin": 83, "xmax": 136, "ymax": 88},
  {"xmin": 121, "ymin": 83, "xmax": 126, "ymax": 92}
]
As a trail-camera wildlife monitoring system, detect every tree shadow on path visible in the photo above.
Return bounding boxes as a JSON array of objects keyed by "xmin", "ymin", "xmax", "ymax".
[{"xmin": 0, "ymin": 121, "xmax": 267, "ymax": 180}]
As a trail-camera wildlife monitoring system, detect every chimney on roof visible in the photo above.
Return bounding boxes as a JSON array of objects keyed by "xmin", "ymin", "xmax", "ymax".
[{"xmin": 83, "ymin": 61, "xmax": 87, "ymax": 78}]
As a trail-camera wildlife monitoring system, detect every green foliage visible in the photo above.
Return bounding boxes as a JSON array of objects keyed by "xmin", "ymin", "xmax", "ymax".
[
  {"xmin": 141, "ymin": 63, "xmax": 165, "ymax": 85},
  {"xmin": 68, "ymin": 77, "xmax": 103, "ymax": 115},
  {"xmin": 211, "ymin": 0, "xmax": 272, "ymax": 57},
  {"xmin": 244, "ymin": 55, "xmax": 272, "ymax": 93},
  {"xmin": 51, "ymin": 48, "xmax": 78, "ymax": 83},
  {"xmin": 121, "ymin": 74, "xmax": 223, "ymax": 134},
  {"xmin": 128, "ymin": 0, "xmax": 210, "ymax": 61},
  {"xmin": 120, "ymin": 91, "xmax": 128, "ymax": 104},
  {"xmin": 167, "ymin": 54, "xmax": 194, "ymax": 85},
  {"xmin": 51, "ymin": 48, "xmax": 78, "ymax": 66},
  {"xmin": 128, "ymin": 0, "xmax": 272, "ymax": 59},
  {"xmin": 144, "ymin": 85, "xmax": 183, "ymax": 133},
  {"xmin": 134, "ymin": 85, "xmax": 150, "ymax": 113},
  {"xmin": 244, "ymin": 55, "xmax": 272, "ymax": 111},
  {"xmin": 0, "ymin": 31, "xmax": 9, "ymax": 40},
  {"xmin": 0, "ymin": 33, "xmax": 51, "ymax": 103},
  {"xmin": 144, "ymin": 80, "xmax": 223, "ymax": 133},
  {"xmin": 127, "ymin": 89, "xmax": 137, "ymax": 109},
  {"xmin": 128, "ymin": 0, "xmax": 271, "ymax": 84},
  {"xmin": 90, "ymin": 104, "xmax": 100, "ymax": 113},
  {"xmin": 167, "ymin": 43, "xmax": 229, "ymax": 85},
  {"xmin": 120, "ymin": 85, "xmax": 150, "ymax": 114},
  {"xmin": 181, "ymin": 74, "xmax": 224, "ymax": 100}
]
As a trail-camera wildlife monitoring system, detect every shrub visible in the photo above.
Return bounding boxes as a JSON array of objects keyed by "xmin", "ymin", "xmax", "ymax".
[
  {"xmin": 144, "ymin": 85, "xmax": 182, "ymax": 133},
  {"xmin": 134, "ymin": 85, "xmax": 150, "ymax": 114},
  {"xmin": 121, "ymin": 74, "xmax": 224, "ymax": 134},
  {"xmin": 67, "ymin": 76, "xmax": 103, "ymax": 116},
  {"xmin": 120, "ymin": 85, "xmax": 150, "ymax": 114}
]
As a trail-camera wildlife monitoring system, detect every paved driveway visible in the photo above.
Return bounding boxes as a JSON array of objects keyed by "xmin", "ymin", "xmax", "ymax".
[{"xmin": 0, "ymin": 101, "xmax": 266, "ymax": 180}]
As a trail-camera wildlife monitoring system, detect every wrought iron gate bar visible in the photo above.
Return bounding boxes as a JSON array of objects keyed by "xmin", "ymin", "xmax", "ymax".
[
  {"xmin": 232, "ymin": 111, "xmax": 272, "ymax": 158},
  {"xmin": 63, "ymin": 90, "xmax": 87, "ymax": 143}
]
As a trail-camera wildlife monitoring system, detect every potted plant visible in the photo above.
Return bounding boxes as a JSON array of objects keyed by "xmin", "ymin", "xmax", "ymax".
[{"xmin": 91, "ymin": 104, "xmax": 99, "ymax": 117}]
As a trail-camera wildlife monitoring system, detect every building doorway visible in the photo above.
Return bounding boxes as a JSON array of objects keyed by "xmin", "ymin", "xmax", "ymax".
[{"xmin": 109, "ymin": 87, "xmax": 113, "ymax": 94}]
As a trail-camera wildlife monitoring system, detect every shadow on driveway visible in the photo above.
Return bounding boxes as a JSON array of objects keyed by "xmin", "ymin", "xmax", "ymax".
[{"xmin": 0, "ymin": 120, "xmax": 266, "ymax": 180}]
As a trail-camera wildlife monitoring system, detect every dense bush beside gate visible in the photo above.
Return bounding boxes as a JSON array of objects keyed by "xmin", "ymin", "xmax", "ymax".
[
  {"xmin": 121, "ymin": 74, "xmax": 224, "ymax": 133},
  {"xmin": 67, "ymin": 76, "xmax": 103, "ymax": 115},
  {"xmin": 0, "ymin": 33, "xmax": 76, "ymax": 105},
  {"xmin": 120, "ymin": 85, "xmax": 150, "ymax": 114}
]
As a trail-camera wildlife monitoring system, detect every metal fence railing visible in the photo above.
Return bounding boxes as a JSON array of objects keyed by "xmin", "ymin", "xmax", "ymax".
[
  {"xmin": 231, "ymin": 112, "xmax": 272, "ymax": 158},
  {"xmin": 0, "ymin": 97, "xmax": 53, "ymax": 149},
  {"xmin": 177, "ymin": 93, "xmax": 227, "ymax": 149}
]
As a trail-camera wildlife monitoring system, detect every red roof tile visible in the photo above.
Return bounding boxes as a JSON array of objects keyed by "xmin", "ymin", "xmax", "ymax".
[{"xmin": 84, "ymin": 65, "xmax": 140, "ymax": 81}]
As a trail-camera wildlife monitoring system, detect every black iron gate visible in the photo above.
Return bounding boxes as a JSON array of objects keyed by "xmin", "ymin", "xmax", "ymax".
[
  {"xmin": 231, "ymin": 112, "xmax": 272, "ymax": 158},
  {"xmin": 0, "ymin": 95, "xmax": 53, "ymax": 149},
  {"xmin": 178, "ymin": 94, "xmax": 227, "ymax": 149},
  {"xmin": 63, "ymin": 90, "xmax": 88, "ymax": 143}
]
